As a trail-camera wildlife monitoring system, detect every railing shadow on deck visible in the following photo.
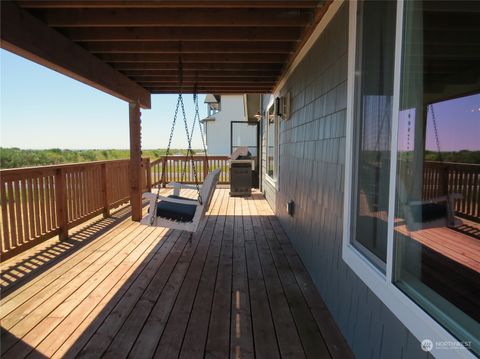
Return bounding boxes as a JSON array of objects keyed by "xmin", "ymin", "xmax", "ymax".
[
  {"xmin": 453, "ymin": 222, "xmax": 480, "ymax": 240},
  {"xmin": 0, "ymin": 205, "xmax": 133, "ymax": 296},
  {"xmin": 0, "ymin": 330, "xmax": 48, "ymax": 359},
  {"xmin": 0, "ymin": 192, "xmax": 353, "ymax": 358}
]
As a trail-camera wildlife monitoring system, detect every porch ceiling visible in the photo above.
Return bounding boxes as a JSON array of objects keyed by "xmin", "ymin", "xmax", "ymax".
[{"xmin": 13, "ymin": 0, "xmax": 331, "ymax": 95}]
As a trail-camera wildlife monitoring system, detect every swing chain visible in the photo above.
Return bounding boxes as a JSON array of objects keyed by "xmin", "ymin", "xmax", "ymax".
[
  {"xmin": 160, "ymin": 93, "xmax": 181, "ymax": 183},
  {"xmin": 153, "ymin": 51, "xmax": 203, "ymax": 223},
  {"xmin": 429, "ymin": 104, "xmax": 443, "ymax": 161},
  {"xmin": 194, "ymin": 92, "xmax": 209, "ymax": 168},
  {"xmin": 179, "ymin": 94, "xmax": 203, "ymax": 204},
  {"xmin": 181, "ymin": 89, "xmax": 209, "ymax": 183}
]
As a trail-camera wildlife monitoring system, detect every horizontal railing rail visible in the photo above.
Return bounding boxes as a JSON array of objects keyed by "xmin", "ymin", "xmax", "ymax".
[
  {"xmin": 1, "ymin": 155, "xmax": 230, "ymax": 260},
  {"xmin": 150, "ymin": 156, "xmax": 230, "ymax": 187},
  {"xmin": 423, "ymin": 161, "xmax": 480, "ymax": 221},
  {"xmin": 0, "ymin": 159, "xmax": 150, "ymax": 261}
]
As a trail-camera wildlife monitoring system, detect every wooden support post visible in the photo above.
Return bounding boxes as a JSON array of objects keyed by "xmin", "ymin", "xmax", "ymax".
[
  {"xmin": 129, "ymin": 102, "xmax": 142, "ymax": 221},
  {"xmin": 54, "ymin": 168, "xmax": 68, "ymax": 240},
  {"xmin": 101, "ymin": 163, "xmax": 111, "ymax": 218}
]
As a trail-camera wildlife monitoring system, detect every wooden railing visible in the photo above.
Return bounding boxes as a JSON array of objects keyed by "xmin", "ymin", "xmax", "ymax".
[
  {"xmin": 150, "ymin": 156, "xmax": 230, "ymax": 187},
  {"xmin": 423, "ymin": 161, "xmax": 480, "ymax": 221},
  {"xmin": 0, "ymin": 159, "xmax": 149, "ymax": 261},
  {"xmin": 0, "ymin": 155, "xmax": 230, "ymax": 260}
]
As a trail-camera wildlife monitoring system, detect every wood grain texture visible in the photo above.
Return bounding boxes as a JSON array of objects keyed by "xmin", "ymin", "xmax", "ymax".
[
  {"xmin": 0, "ymin": 159, "xmax": 149, "ymax": 260},
  {"xmin": 0, "ymin": 189, "xmax": 349, "ymax": 358}
]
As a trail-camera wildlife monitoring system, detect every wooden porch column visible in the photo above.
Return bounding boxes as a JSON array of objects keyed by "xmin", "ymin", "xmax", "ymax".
[{"xmin": 129, "ymin": 102, "xmax": 142, "ymax": 221}]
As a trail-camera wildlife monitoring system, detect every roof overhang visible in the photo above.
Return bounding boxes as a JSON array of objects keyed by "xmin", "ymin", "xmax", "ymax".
[
  {"xmin": 200, "ymin": 115, "xmax": 216, "ymax": 123},
  {"xmin": 2, "ymin": 0, "xmax": 332, "ymax": 97}
]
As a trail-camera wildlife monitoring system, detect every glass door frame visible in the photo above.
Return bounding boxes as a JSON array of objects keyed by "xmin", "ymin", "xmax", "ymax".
[{"xmin": 341, "ymin": 1, "xmax": 476, "ymax": 358}]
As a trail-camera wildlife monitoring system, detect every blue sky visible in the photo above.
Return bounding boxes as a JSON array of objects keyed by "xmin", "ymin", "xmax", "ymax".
[
  {"xmin": 425, "ymin": 94, "xmax": 480, "ymax": 151},
  {"xmin": 2, "ymin": 49, "xmax": 479, "ymax": 152},
  {"xmin": 398, "ymin": 94, "xmax": 480, "ymax": 152},
  {"xmin": 0, "ymin": 49, "xmax": 207, "ymax": 149}
]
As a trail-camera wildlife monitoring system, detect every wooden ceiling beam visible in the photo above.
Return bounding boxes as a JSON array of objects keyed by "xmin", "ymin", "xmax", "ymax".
[
  {"xmin": 144, "ymin": 83, "xmax": 274, "ymax": 87},
  {"xmin": 423, "ymin": 1, "xmax": 480, "ymax": 13},
  {"xmin": 151, "ymin": 90, "xmax": 269, "ymax": 94},
  {"xmin": 112, "ymin": 62, "xmax": 283, "ymax": 71},
  {"xmin": 82, "ymin": 41, "xmax": 296, "ymax": 54},
  {"xmin": 422, "ymin": 45, "xmax": 480, "ymax": 58},
  {"xmin": 0, "ymin": 1, "xmax": 151, "ymax": 108},
  {"xmin": 423, "ymin": 12, "xmax": 479, "ymax": 31},
  {"xmin": 138, "ymin": 81, "xmax": 276, "ymax": 87},
  {"xmin": 145, "ymin": 87, "xmax": 272, "ymax": 90},
  {"xmin": 30, "ymin": 8, "xmax": 312, "ymax": 27},
  {"xmin": 100, "ymin": 53, "xmax": 288, "ymax": 63},
  {"xmin": 123, "ymin": 70, "xmax": 280, "ymax": 78},
  {"xmin": 59, "ymin": 27, "xmax": 304, "ymax": 42},
  {"xmin": 19, "ymin": 1, "xmax": 320, "ymax": 9},
  {"xmin": 148, "ymin": 87, "xmax": 272, "ymax": 93},
  {"xmin": 133, "ymin": 77, "xmax": 277, "ymax": 83}
]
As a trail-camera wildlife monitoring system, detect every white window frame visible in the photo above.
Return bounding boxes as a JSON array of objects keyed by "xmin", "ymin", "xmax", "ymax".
[
  {"xmin": 342, "ymin": 1, "xmax": 476, "ymax": 358},
  {"xmin": 265, "ymin": 101, "xmax": 279, "ymax": 187}
]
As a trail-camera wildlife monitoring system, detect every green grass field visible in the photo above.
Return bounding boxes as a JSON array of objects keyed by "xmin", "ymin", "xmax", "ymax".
[{"xmin": 0, "ymin": 148, "xmax": 203, "ymax": 169}]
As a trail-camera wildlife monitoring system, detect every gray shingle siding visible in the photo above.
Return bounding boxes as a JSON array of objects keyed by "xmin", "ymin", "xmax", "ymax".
[{"xmin": 261, "ymin": 4, "xmax": 428, "ymax": 359}]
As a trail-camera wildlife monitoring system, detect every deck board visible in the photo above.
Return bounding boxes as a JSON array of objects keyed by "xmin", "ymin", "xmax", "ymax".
[
  {"xmin": 1, "ymin": 189, "xmax": 352, "ymax": 359},
  {"xmin": 247, "ymin": 197, "xmax": 305, "ymax": 358},
  {"xmin": 396, "ymin": 224, "xmax": 480, "ymax": 272}
]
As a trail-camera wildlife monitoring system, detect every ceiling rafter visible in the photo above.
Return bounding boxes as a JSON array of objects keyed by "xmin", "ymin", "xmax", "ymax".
[
  {"xmin": 81, "ymin": 41, "xmax": 296, "ymax": 54},
  {"xmin": 18, "ymin": 1, "xmax": 320, "ymax": 9},
  {"xmin": 13, "ymin": 0, "xmax": 329, "ymax": 94},
  {"xmin": 98, "ymin": 53, "xmax": 289, "ymax": 64},
  {"xmin": 30, "ymin": 8, "xmax": 313, "ymax": 27},
  {"xmin": 59, "ymin": 27, "xmax": 304, "ymax": 42}
]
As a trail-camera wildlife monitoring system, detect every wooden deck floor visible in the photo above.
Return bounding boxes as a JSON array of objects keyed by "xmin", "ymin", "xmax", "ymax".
[
  {"xmin": 0, "ymin": 188, "xmax": 352, "ymax": 359},
  {"xmin": 396, "ymin": 223, "xmax": 480, "ymax": 273}
]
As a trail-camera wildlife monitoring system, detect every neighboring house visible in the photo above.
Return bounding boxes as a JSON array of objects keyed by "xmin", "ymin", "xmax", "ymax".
[
  {"xmin": 260, "ymin": 2, "xmax": 479, "ymax": 359},
  {"xmin": 201, "ymin": 94, "xmax": 260, "ymax": 157}
]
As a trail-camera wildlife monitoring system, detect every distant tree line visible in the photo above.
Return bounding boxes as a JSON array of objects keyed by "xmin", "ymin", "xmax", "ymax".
[
  {"xmin": 424, "ymin": 150, "xmax": 480, "ymax": 164},
  {"xmin": 0, "ymin": 148, "xmax": 201, "ymax": 169},
  {"xmin": 2, "ymin": 148, "xmax": 478, "ymax": 170}
]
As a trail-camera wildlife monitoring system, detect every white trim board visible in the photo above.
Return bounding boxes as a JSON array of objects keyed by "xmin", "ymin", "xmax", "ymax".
[
  {"xmin": 341, "ymin": 2, "xmax": 476, "ymax": 359},
  {"xmin": 273, "ymin": 0, "xmax": 345, "ymax": 96}
]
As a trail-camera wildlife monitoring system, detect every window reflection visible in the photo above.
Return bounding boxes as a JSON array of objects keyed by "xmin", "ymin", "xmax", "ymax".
[
  {"xmin": 394, "ymin": 1, "xmax": 480, "ymax": 354},
  {"xmin": 351, "ymin": 0, "xmax": 396, "ymax": 269},
  {"xmin": 266, "ymin": 105, "xmax": 277, "ymax": 179}
]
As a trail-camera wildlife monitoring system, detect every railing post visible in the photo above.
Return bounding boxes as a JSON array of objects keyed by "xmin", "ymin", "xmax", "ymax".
[
  {"xmin": 55, "ymin": 168, "xmax": 68, "ymax": 240},
  {"xmin": 101, "ymin": 163, "xmax": 111, "ymax": 218},
  {"xmin": 203, "ymin": 157, "xmax": 208, "ymax": 180},
  {"xmin": 145, "ymin": 158, "xmax": 152, "ymax": 192},
  {"xmin": 162, "ymin": 156, "xmax": 167, "ymax": 188},
  {"xmin": 443, "ymin": 165, "xmax": 449, "ymax": 195},
  {"xmin": 443, "ymin": 164, "xmax": 455, "ymax": 226}
]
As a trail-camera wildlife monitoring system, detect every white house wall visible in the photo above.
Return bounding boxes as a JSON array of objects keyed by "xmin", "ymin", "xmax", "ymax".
[{"xmin": 205, "ymin": 95, "xmax": 254, "ymax": 156}]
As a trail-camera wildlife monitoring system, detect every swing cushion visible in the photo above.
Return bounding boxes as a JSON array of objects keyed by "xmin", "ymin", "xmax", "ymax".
[
  {"xmin": 409, "ymin": 202, "xmax": 447, "ymax": 223},
  {"xmin": 156, "ymin": 195, "xmax": 197, "ymax": 222}
]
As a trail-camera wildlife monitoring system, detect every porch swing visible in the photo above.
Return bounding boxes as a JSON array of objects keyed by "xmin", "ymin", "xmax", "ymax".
[
  {"xmin": 141, "ymin": 58, "xmax": 221, "ymax": 233},
  {"xmin": 402, "ymin": 104, "xmax": 462, "ymax": 229}
]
